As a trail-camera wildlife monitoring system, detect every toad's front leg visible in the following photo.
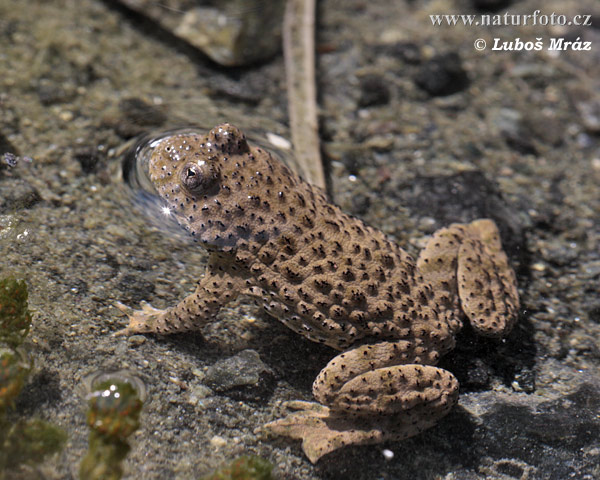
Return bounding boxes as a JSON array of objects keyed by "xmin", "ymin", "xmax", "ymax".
[
  {"xmin": 114, "ymin": 253, "xmax": 245, "ymax": 336},
  {"xmin": 264, "ymin": 341, "xmax": 459, "ymax": 463}
]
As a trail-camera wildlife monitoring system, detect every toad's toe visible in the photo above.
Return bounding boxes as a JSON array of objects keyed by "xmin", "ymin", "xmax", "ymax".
[{"xmin": 113, "ymin": 301, "xmax": 168, "ymax": 336}]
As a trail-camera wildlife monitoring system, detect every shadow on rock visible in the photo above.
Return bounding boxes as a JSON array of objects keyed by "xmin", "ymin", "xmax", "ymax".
[{"xmin": 475, "ymin": 383, "xmax": 600, "ymax": 479}]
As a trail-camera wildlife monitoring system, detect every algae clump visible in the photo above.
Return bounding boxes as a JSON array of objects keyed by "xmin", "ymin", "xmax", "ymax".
[
  {"xmin": 0, "ymin": 277, "xmax": 31, "ymax": 349},
  {"xmin": 0, "ymin": 277, "xmax": 66, "ymax": 478},
  {"xmin": 80, "ymin": 378, "xmax": 144, "ymax": 480},
  {"xmin": 201, "ymin": 455, "xmax": 274, "ymax": 480}
]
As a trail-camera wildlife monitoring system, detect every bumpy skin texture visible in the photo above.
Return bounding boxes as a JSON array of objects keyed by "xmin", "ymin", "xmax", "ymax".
[{"xmin": 117, "ymin": 124, "xmax": 520, "ymax": 463}]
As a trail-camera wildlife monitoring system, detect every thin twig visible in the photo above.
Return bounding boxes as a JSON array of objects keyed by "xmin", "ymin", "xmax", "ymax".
[{"xmin": 283, "ymin": 0, "xmax": 326, "ymax": 190}]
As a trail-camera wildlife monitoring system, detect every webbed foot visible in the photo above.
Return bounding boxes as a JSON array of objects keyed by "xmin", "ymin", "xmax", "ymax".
[
  {"xmin": 113, "ymin": 301, "xmax": 168, "ymax": 336},
  {"xmin": 264, "ymin": 401, "xmax": 347, "ymax": 463}
]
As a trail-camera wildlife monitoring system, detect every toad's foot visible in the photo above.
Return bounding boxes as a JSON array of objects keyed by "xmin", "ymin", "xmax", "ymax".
[
  {"xmin": 264, "ymin": 394, "xmax": 450, "ymax": 463},
  {"xmin": 265, "ymin": 343, "xmax": 459, "ymax": 463},
  {"xmin": 417, "ymin": 219, "xmax": 520, "ymax": 338},
  {"xmin": 264, "ymin": 401, "xmax": 347, "ymax": 464},
  {"xmin": 113, "ymin": 301, "xmax": 169, "ymax": 336}
]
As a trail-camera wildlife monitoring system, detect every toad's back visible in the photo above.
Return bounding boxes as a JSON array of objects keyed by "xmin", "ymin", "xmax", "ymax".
[{"xmin": 148, "ymin": 124, "xmax": 455, "ymax": 355}]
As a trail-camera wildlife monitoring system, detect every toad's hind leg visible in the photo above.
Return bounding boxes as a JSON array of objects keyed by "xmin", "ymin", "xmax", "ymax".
[
  {"xmin": 114, "ymin": 253, "xmax": 245, "ymax": 336},
  {"xmin": 417, "ymin": 219, "xmax": 519, "ymax": 338},
  {"xmin": 264, "ymin": 341, "xmax": 459, "ymax": 463}
]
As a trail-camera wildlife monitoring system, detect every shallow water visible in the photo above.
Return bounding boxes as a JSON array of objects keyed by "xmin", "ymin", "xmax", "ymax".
[{"xmin": 1, "ymin": 0, "xmax": 599, "ymax": 479}]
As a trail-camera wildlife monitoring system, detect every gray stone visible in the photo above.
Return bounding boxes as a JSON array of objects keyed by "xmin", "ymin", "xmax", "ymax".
[{"xmin": 204, "ymin": 349, "xmax": 275, "ymax": 401}]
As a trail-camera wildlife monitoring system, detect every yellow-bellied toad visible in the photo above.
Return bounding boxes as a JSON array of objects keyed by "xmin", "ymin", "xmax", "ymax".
[{"xmin": 116, "ymin": 124, "xmax": 519, "ymax": 462}]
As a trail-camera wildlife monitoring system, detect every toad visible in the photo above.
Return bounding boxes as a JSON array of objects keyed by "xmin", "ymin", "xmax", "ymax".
[{"xmin": 116, "ymin": 124, "xmax": 519, "ymax": 462}]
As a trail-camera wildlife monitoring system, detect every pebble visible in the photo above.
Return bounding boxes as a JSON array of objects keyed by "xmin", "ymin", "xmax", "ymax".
[
  {"xmin": 187, "ymin": 385, "xmax": 213, "ymax": 405},
  {"xmin": 576, "ymin": 99, "xmax": 600, "ymax": 133},
  {"xmin": 36, "ymin": 82, "xmax": 72, "ymax": 106},
  {"xmin": 1, "ymin": 152, "xmax": 18, "ymax": 168},
  {"xmin": 210, "ymin": 435, "xmax": 228, "ymax": 448},
  {"xmin": 414, "ymin": 52, "xmax": 469, "ymax": 97},
  {"xmin": 127, "ymin": 335, "xmax": 147, "ymax": 346},
  {"xmin": 204, "ymin": 349, "xmax": 271, "ymax": 392},
  {"xmin": 376, "ymin": 41, "xmax": 421, "ymax": 64},
  {"xmin": 72, "ymin": 146, "xmax": 102, "ymax": 174},
  {"xmin": 59, "ymin": 110, "xmax": 74, "ymax": 122},
  {"xmin": 0, "ymin": 178, "xmax": 41, "ymax": 213},
  {"xmin": 532, "ymin": 262, "xmax": 546, "ymax": 272},
  {"xmin": 357, "ymin": 74, "xmax": 391, "ymax": 107},
  {"xmin": 204, "ymin": 349, "xmax": 275, "ymax": 402},
  {"xmin": 105, "ymin": 224, "xmax": 130, "ymax": 240}
]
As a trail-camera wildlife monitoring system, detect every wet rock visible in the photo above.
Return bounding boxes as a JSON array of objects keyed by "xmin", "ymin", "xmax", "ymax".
[
  {"xmin": 442, "ymin": 318, "xmax": 536, "ymax": 396},
  {"xmin": 471, "ymin": 0, "xmax": 513, "ymax": 12},
  {"xmin": 430, "ymin": 380, "xmax": 600, "ymax": 479},
  {"xmin": 478, "ymin": 383, "xmax": 600, "ymax": 478},
  {"xmin": 204, "ymin": 349, "xmax": 275, "ymax": 402},
  {"xmin": 357, "ymin": 74, "xmax": 391, "ymax": 108},
  {"xmin": 114, "ymin": 0, "xmax": 285, "ymax": 66},
  {"xmin": 414, "ymin": 52, "xmax": 469, "ymax": 97},
  {"xmin": 0, "ymin": 178, "xmax": 41, "ymax": 213},
  {"xmin": 175, "ymin": 0, "xmax": 285, "ymax": 66}
]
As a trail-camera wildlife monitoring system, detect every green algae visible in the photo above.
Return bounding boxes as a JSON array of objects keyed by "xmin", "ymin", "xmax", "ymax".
[
  {"xmin": 0, "ymin": 277, "xmax": 31, "ymax": 349},
  {"xmin": 0, "ymin": 277, "xmax": 66, "ymax": 479},
  {"xmin": 0, "ymin": 347, "xmax": 30, "ymax": 415},
  {"xmin": 0, "ymin": 417, "xmax": 67, "ymax": 474},
  {"xmin": 200, "ymin": 455, "xmax": 274, "ymax": 480},
  {"xmin": 80, "ymin": 379, "xmax": 143, "ymax": 480}
]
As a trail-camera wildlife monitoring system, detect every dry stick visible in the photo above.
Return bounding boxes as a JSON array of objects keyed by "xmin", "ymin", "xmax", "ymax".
[{"xmin": 283, "ymin": 0, "xmax": 326, "ymax": 190}]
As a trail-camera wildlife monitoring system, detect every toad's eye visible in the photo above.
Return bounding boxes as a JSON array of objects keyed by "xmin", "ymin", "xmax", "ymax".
[{"xmin": 180, "ymin": 162, "xmax": 219, "ymax": 194}]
